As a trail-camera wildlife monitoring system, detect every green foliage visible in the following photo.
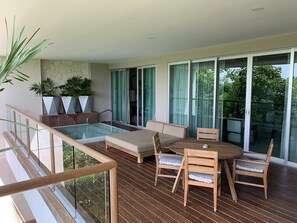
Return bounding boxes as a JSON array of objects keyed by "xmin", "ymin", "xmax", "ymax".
[
  {"xmin": 220, "ymin": 65, "xmax": 286, "ymax": 120},
  {"xmin": 0, "ymin": 17, "xmax": 49, "ymax": 92},
  {"xmin": 59, "ymin": 75, "xmax": 82, "ymax": 97},
  {"xmin": 80, "ymin": 77, "xmax": 93, "ymax": 96},
  {"xmin": 59, "ymin": 76, "xmax": 93, "ymax": 96},
  {"xmin": 29, "ymin": 77, "xmax": 59, "ymax": 96}
]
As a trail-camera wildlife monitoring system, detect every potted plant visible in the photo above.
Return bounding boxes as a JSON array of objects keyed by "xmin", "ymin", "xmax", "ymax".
[
  {"xmin": 78, "ymin": 77, "xmax": 94, "ymax": 113},
  {"xmin": 59, "ymin": 76, "xmax": 81, "ymax": 114},
  {"xmin": 29, "ymin": 78, "xmax": 60, "ymax": 115}
]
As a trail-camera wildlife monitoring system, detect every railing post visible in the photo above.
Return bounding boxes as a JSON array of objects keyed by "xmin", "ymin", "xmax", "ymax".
[
  {"xmin": 109, "ymin": 166, "xmax": 118, "ymax": 223},
  {"xmin": 13, "ymin": 111, "xmax": 17, "ymax": 141},
  {"xmin": 50, "ymin": 132, "xmax": 55, "ymax": 174},
  {"xmin": 26, "ymin": 118, "xmax": 31, "ymax": 158}
]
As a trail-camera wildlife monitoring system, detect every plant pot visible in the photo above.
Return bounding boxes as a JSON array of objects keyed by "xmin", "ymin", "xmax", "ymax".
[
  {"xmin": 42, "ymin": 96, "xmax": 60, "ymax": 115},
  {"xmin": 61, "ymin": 96, "xmax": 77, "ymax": 114},
  {"xmin": 78, "ymin": 96, "xmax": 93, "ymax": 113}
]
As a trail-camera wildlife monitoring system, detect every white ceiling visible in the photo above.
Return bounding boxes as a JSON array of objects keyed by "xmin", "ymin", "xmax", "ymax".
[{"xmin": 1, "ymin": 0, "xmax": 297, "ymax": 63}]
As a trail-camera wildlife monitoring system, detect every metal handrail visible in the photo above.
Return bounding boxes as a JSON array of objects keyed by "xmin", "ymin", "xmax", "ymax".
[{"xmin": 98, "ymin": 109, "xmax": 113, "ymax": 126}]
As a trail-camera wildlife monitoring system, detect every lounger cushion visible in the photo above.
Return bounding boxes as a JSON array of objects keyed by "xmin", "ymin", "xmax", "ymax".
[
  {"xmin": 105, "ymin": 129, "xmax": 181, "ymax": 153},
  {"xmin": 146, "ymin": 121, "xmax": 164, "ymax": 132},
  {"xmin": 163, "ymin": 124, "xmax": 186, "ymax": 138},
  {"xmin": 189, "ymin": 172, "xmax": 213, "ymax": 183}
]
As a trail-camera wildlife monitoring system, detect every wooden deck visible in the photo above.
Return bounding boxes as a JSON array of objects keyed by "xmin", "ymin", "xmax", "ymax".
[{"xmin": 87, "ymin": 141, "xmax": 297, "ymax": 223}]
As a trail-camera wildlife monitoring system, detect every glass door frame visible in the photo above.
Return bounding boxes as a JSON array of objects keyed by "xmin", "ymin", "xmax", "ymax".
[
  {"xmin": 248, "ymin": 49, "xmax": 293, "ymax": 165},
  {"xmin": 219, "ymin": 50, "xmax": 294, "ymax": 164},
  {"xmin": 167, "ymin": 60, "xmax": 191, "ymax": 126},
  {"xmin": 217, "ymin": 54, "xmax": 249, "ymax": 147},
  {"xmin": 137, "ymin": 65, "xmax": 157, "ymax": 128},
  {"xmin": 191, "ymin": 57, "xmax": 218, "ymax": 129}
]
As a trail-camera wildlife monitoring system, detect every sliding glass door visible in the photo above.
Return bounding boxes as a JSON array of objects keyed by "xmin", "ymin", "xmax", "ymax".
[
  {"xmin": 250, "ymin": 53, "xmax": 290, "ymax": 158},
  {"xmin": 189, "ymin": 60, "xmax": 216, "ymax": 137},
  {"xmin": 169, "ymin": 62, "xmax": 190, "ymax": 126},
  {"xmin": 137, "ymin": 67, "xmax": 156, "ymax": 127},
  {"xmin": 111, "ymin": 70, "xmax": 129, "ymax": 123},
  {"xmin": 218, "ymin": 58, "xmax": 247, "ymax": 147}
]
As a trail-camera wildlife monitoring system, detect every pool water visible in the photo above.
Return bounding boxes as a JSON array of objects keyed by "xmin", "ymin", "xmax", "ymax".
[{"xmin": 55, "ymin": 122, "xmax": 128, "ymax": 143}]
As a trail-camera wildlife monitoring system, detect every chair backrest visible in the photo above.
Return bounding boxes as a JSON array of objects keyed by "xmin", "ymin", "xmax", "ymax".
[
  {"xmin": 265, "ymin": 138, "xmax": 274, "ymax": 164},
  {"xmin": 184, "ymin": 148, "xmax": 218, "ymax": 180},
  {"xmin": 152, "ymin": 132, "xmax": 161, "ymax": 155},
  {"xmin": 197, "ymin": 128, "xmax": 219, "ymax": 141}
]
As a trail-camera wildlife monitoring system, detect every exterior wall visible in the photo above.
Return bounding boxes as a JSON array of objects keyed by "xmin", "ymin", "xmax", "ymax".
[
  {"xmin": 108, "ymin": 32, "xmax": 297, "ymax": 122},
  {"xmin": 41, "ymin": 60, "xmax": 91, "ymax": 85},
  {"xmin": 0, "ymin": 57, "xmax": 42, "ymax": 148},
  {"xmin": 90, "ymin": 63, "xmax": 111, "ymax": 121}
]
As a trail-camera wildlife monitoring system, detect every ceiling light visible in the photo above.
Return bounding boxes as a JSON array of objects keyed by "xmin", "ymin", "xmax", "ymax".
[{"xmin": 251, "ymin": 7, "xmax": 264, "ymax": 12}]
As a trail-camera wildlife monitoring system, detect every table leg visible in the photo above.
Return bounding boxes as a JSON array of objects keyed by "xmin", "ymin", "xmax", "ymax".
[
  {"xmin": 172, "ymin": 159, "xmax": 184, "ymax": 193},
  {"xmin": 223, "ymin": 160, "xmax": 238, "ymax": 202}
]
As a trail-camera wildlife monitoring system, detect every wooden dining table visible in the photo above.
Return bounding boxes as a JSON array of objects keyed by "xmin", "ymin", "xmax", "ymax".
[{"xmin": 170, "ymin": 138, "xmax": 243, "ymax": 202}]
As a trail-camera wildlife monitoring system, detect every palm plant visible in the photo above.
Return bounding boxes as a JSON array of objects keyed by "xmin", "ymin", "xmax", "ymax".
[
  {"xmin": 0, "ymin": 17, "xmax": 49, "ymax": 92},
  {"xmin": 29, "ymin": 77, "xmax": 59, "ymax": 96},
  {"xmin": 0, "ymin": 18, "xmax": 49, "ymax": 150}
]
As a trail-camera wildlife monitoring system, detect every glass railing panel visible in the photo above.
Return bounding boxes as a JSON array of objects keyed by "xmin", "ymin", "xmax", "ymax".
[
  {"xmin": 54, "ymin": 171, "xmax": 110, "ymax": 222},
  {"xmin": 53, "ymin": 134, "xmax": 64, "ymax": 174},
  {"xmin": 31, "ymin": 124, "xmax": 52, "ymax": 175}
]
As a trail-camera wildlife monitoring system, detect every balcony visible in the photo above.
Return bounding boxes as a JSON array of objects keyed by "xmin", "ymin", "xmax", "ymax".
[{"xmin": 1, "ymin": 105, "xmax": 297, "ymax": 222}]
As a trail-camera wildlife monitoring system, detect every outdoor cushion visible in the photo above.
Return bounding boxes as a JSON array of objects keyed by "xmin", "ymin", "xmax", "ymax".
[
  {"xmin": 189, "ymin": 172, "xmax": 213, "ymax": 184},
  {"xmin": 159, "ymin": 155, "xmax": 183, "ymax": 166},
  {"xmin": 163, "ymin": 124, "xmax": 186, "ymax": 138},
  {"xmin": 236, "ymin": 160, "xmax": 265, "ymax": 173},
  {"xmin": 146, "ymin": 121, "xmax": 164, "ymax": 132},
  {"xmin": 105, "ymin": 129, "xmax": 180, "ymax": 153}
]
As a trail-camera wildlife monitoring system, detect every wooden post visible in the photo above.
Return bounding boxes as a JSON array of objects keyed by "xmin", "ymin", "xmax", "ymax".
[
  {"xmin": 50, "ymin": 132, "xmax": 55, "ymax": 174},
  {"xmin": 109, "ymin": 166, "xmax": 118, "ymax": 223}
]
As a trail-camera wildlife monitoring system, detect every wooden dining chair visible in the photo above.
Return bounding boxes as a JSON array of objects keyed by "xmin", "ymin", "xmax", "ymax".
[
  {"xmin": 197, "ymin": 128, "xmax": 219, "ymax": 141},
  {"xmin": 232, "ymin": 138, "xmax": 274, "ymax": 199},
  {"xmin": 152, "ymin": 132, "xmax": 183, "ymax": 186},
  {"xmin": 183, "ymin": 148, "xmax": 221, "ymax": 212}
]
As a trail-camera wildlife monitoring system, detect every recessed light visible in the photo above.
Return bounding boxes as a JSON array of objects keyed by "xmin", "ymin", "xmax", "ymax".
[{"xmin": 251, "ymin": 7, "xmax": 264, "ymax": 12}]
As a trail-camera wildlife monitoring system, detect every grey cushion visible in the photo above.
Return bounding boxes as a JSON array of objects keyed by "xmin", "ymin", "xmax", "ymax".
[
  {"xmin": 189, "ymin": 172, "xmax": 213, "ymax": 183},
  {"xmin": 159, "ymin": 155, "xmax": 183, "ymax": 166},
  {"xmin": 236, "ymin": 161, "xmax": 265, "ymax": 173},
  {"xmin": 105, "ymin": 129, "xmax": 180, "ymax": 153}
]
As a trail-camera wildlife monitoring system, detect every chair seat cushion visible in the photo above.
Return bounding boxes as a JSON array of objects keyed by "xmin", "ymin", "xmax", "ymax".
[
  {"xmin": 189, "ymin": 172, "xmax": 213, "ymax": 183},
  {"xmin": 159, "ymin": 156, "xmax": 183, "ymax": 166},
  {"xmin": 236, "ymin": 161, "xmax": 265, "ymax": 173}
]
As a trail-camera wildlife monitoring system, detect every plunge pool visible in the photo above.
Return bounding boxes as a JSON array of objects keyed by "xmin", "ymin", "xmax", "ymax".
[{"xmin": 55, "ymin": 122, "xmax": 128, "ymax": 144}]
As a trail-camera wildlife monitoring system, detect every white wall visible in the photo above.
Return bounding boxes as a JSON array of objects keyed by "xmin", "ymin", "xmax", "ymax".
[
  {"xmin": 90, "ymin": 63, "xmax": 111, "ymax": 121},
  {"xmin": 0, "ymin": 58, "xmax": 42, "ymax": 148},
  {"xmin": 108, "ymin": 32, "xmax": 297, "ymax": 123}
]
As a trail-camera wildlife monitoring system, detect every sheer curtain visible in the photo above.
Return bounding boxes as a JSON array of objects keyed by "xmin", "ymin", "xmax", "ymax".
[
  {"xmin": 111, "ymin": 70, "xmax": 129, "ymax": 123},
  {"xmin": 143, "ymin": 67, "xmax": 156, "ymax": 126},
  {"xmin": 189, "ymin": 61, "xmax": 215, "ymax": 137},
  {"xmin": 169, "ymin": 63, "xmax": 189, "ymax": 126}
]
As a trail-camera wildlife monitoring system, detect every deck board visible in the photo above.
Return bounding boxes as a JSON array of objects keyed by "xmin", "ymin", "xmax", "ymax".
[{"xmin": 87, "ymin": 141, "xmax": 297, "ymax": 223}]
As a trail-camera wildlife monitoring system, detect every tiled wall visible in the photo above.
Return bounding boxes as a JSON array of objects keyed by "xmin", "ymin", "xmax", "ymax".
[{"xmin": 41, "ymin": 60, "xmax": 91, "ymax": 85}]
